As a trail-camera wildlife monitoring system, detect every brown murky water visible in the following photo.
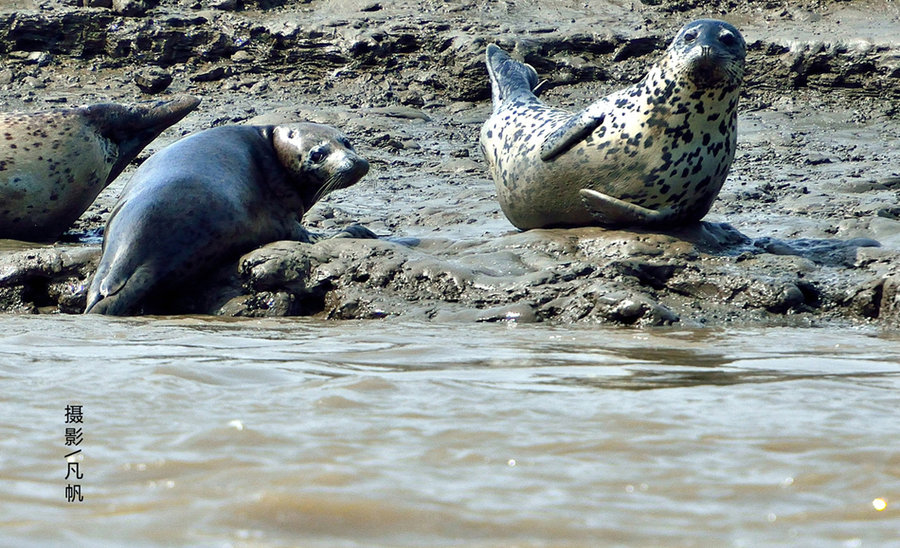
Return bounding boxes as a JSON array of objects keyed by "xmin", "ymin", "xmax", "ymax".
[{"xmin": 1, "ymin": 315, "xmax": 898, "ymax": 546}]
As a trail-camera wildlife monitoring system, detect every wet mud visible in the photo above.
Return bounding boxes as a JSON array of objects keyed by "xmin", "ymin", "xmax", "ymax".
[{"xmin": 2, "ymin": 0, "xmax": 900, "ymax": 326}]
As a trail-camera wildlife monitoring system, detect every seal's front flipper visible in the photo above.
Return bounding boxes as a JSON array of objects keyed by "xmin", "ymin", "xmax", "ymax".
[
  {"xmin": 305, "ymin": 224, "xmax": 379, "ymax": 243},
  {"xmin": 579, "ymin": 188, "xmax": 674, "ymax": 227},
  {"xmin": 331, "ymin": 224, "xmax": 378, "ymax": 240},
  {"xmin": 541, "ymin": 111, "xmax": 606, "ymax": 161},
  {"xmin": 485, "ymin": 44, "xmax": 540, "ymax": 106}
]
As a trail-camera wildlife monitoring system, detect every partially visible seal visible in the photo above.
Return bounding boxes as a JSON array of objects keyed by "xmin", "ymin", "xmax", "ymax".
[
  {"xmin": 0, "ymin": 96, "xmax": 200, "ymax": 242},
  {"xmin": 84, "ymin": 123, "xmax": 372, "ymax": 316},
  {"xmin": 480, "ymin": 19, "xmax": 746, "ymax": 230}
]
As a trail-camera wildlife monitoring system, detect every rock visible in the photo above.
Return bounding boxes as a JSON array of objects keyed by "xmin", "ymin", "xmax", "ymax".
[
  {"xmin": 880, "ymin": 272, "xmax": 900, "ymax": 321},
  {"xmin": 613, "ymin": 36, "xmax": 661, "ymax": 61},
  {"xmin": 249, "ymin": 80, "xmax": 269, "ymax": 94},
  {"xmin": 217, "ymin": 291, "xmax": 296, "ymax": 317},
  {"xmin": 113, "ymin": 0, "xmax": 155, "ymax": 16},
  {"xmin": 209, "ymin": 0, "xmax": 239, "ymax": 10},
  {"xmin": 844, "ymin": 278, "xmax": 884, "ymax": 319},
  {"xmin": 25, "ymin": 52, "xmax": 52, "ymax": 66},
  {"xmin": 0, "ymin": 246, "xmax": 99, "ymax": 314},
  {"xmin": 239, "ymin": 241, "xmax": 313, "ymax": 293},
  {"xmin": 191, "ymin": 66, "xmax": 231, "ymax": 82},
  {"xmin": 591, "ymin": 292, "xmax": 679, "ymax": 326},
  {"xmin": 134, "ymin": 67, "xmax": 173, "ymax": 94},
  {"xmin": 231, "ymin": 50, "xmax": 254, "ymax": 63}
]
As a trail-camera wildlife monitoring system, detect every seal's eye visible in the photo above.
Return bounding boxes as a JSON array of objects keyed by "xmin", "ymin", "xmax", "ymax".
[
  {"xmin": 683, "ymin": 30, "xmax": 697, "ymax": 43},
  {"xmin": 720, "ymin": 31, "xmax": 737, "ymax": 47},
  {"xmin": 309, "ymin": 148, "xmax": 327, "ymax": 164},
  {"xmin": 340, "ymin": 137, "xmax": 354, "ymax": 150}
]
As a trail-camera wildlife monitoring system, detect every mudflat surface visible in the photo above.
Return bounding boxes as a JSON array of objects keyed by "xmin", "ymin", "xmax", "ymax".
[{"xmin": 2, "ymin": 0, "xmax": 900, "ymax": 326}]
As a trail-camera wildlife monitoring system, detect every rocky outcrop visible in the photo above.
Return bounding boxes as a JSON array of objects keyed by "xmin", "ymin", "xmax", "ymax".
[
  {"xmin": 0, "ymin": 245, "xmax": 98, "ymax": 314},
  {"xmin": 4, "ymin": 224, "xmax": 897, "ymax": 327},
  {"xmin": 4, "ymin": 1, "xmax": 900, "ymax": 103}
]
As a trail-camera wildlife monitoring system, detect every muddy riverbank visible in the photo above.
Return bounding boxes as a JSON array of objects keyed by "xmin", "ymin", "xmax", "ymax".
[{"xmin": 2, "ymin": 0, "xmax": 900, "ymax": 326}]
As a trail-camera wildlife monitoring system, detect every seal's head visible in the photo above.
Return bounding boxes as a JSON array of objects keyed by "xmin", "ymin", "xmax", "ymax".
[
  {"xmin": 273, "ymin": 123, "xmax": 369, "ymax": 210},
  {"xmin": 666, "ymin": 19, "xmax": 746, "ymax": 89}
]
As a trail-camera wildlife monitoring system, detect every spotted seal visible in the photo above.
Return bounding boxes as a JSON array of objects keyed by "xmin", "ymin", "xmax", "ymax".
[
  {"xmin": 84, "ymin": 123, "xmax": 373, "ymax": 316},
  {"xmin": 480, "ymin": 19, "xmax": 746, "ymax": 230},
  {"xmin": 0, "ymin": 96, "xmax": 200, "ymax": 242}
]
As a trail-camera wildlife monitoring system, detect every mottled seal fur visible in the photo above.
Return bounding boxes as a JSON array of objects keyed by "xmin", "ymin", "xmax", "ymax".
[
  {"xmin": 84, "ymin": 123, "xmax": 372, "ymax": 316},
  {"xmin": 0, "ymin": 96, "xmax": 200, "ymax": 242},
  {"xmin": 480, "ymin": 19, "xmax": 746, "ymax": 230}
]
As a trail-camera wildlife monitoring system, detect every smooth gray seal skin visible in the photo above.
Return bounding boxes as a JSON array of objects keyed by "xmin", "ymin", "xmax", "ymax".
[
  {"xmin": 0, "ymin": 96, "xmax": 200, "ymax": 242},
  {"xmin": 480, "ymin": 19, "xmax": 746, "ymax": 230},
  {"xmin": 84, "ymin": 123, "xmax": 372, "ymax": 316}
]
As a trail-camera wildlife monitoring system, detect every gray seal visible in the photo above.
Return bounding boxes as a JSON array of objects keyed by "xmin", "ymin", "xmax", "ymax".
[
  {"xmin": 0, "ymin": 96, "xmax": 200, "ymax": 242},
  {"xmin": 480, "ymin": 19, "xmax": 746, "ymax": 230},
  {"xmin": 84, "ymin": 123, "xmax": 372, "ymax": 316}
]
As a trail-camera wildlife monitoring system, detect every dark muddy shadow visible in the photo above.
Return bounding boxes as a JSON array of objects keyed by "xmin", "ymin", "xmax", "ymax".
[
  {"xmin": 662, "ymin": 221, "xmax": 880, "ymax": 266},
  {"xmin": 544, "ymin": 368, "xmax": 900, "ymax": 391}
]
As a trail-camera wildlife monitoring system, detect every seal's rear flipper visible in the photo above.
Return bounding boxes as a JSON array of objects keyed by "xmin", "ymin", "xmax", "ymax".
[
  {"xmin": 580, "ymin": 188, "xmax": 674, "ymax": 226},
  {"xmin": 540, "ymin": 110, "xmax": 606, "ymax": 161},
  {"xmin": 85, "ymin": 95, "xmax": 202, "ymax": 186},
  {"xmin": 84, "ymin": 262, "xmax": 155, "ymax": 316},
  {"xmin": 486, "ymin": 44, "xmax": 540, "ymax": 107}
]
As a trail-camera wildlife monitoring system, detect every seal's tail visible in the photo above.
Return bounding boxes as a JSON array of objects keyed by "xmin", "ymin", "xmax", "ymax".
[{"xmin": 485, "ymin": 44, "xmax": 539, "ymax": 108}]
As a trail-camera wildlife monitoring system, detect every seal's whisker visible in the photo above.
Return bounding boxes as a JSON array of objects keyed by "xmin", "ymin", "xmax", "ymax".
[{"xmin": 312, "ymin": 172, "xmax": 343, "ymax": 205}]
